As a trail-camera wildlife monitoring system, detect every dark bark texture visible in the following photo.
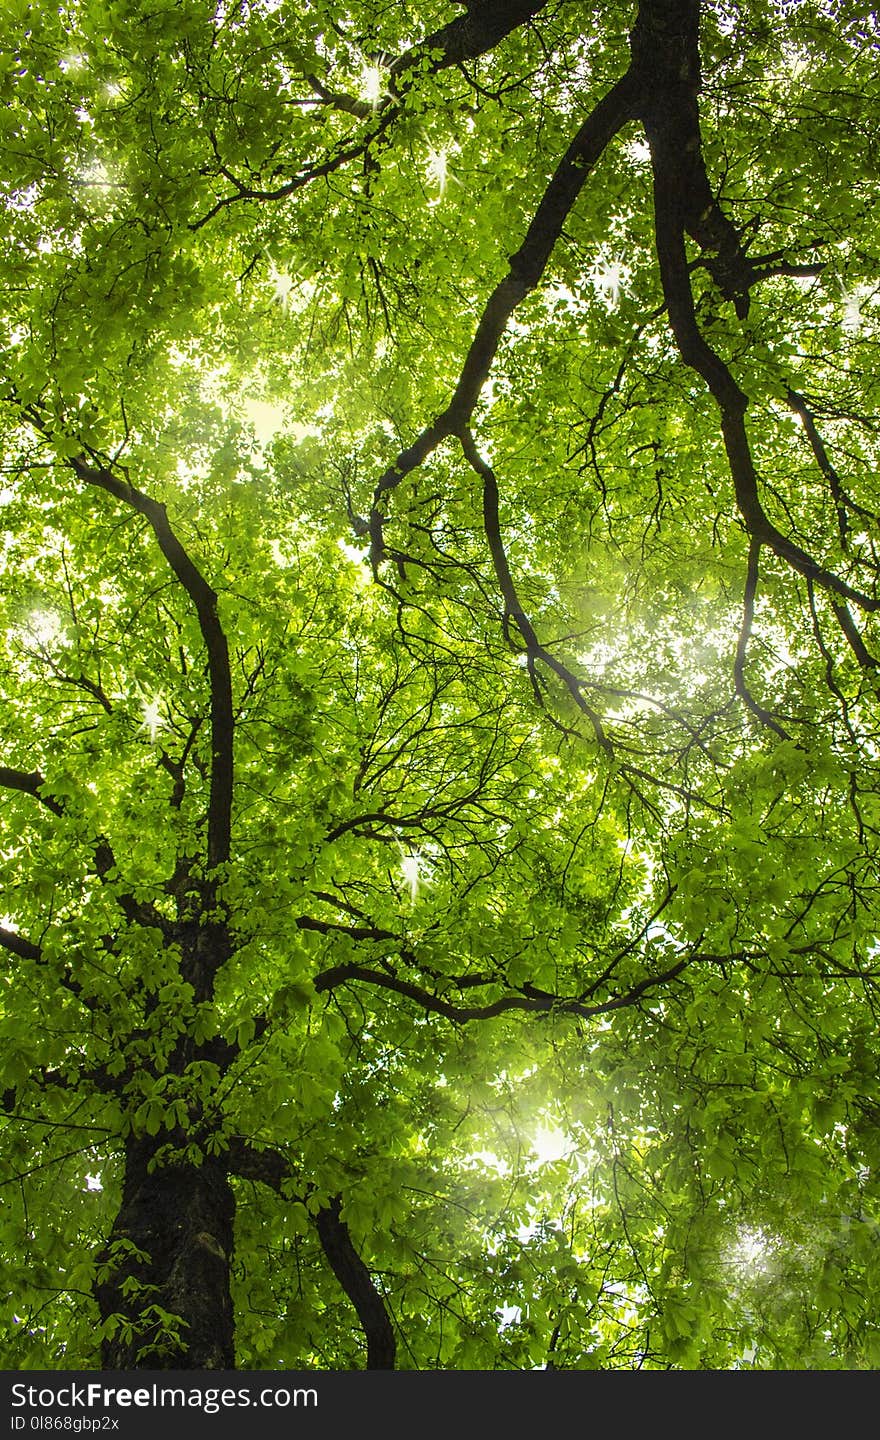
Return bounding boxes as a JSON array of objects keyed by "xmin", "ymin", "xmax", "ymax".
[{"xmin": 95, "ymin": 1143, "xmax": 236, "ymax": 1369}]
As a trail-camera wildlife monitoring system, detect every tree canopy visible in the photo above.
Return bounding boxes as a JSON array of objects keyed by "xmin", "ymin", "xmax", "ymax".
[{"xmin": 1, "ymin": 0, "xmax": 880, "ymax": 1372}]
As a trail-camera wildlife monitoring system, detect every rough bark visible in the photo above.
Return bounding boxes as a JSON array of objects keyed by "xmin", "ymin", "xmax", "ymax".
[{"xmin": 95, "ymin": 1141, "xmax": 236, "ymax": 1369}]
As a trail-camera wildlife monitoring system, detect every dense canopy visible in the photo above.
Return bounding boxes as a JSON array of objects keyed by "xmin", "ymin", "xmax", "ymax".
[{"xmin": 1, "ymin": 0, "xmax": 880, "ymax": 1371}]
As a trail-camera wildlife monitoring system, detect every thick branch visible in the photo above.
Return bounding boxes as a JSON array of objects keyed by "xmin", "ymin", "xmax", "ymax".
[
  {"xmin": 0, "ymin": 766, "xmax": 64, "ymax": 816},
  {"xmin": 314, "ymin": 1198, "xmax": 396, "ymax": 1370},
  {"xmin": 67, "ymin": 456, "xmax": 234, "ymax": 870},
  {"xmin": 298, "ymin": 912, "xmax": 503, "ymax": 993},
  {"xmin": 225, "ymin": 1140, "xmax": 395, "ymax": 1369},
  {"xmin": 0, "ymin": 925, "xmax": 42, "ymax": 962},
  {"xmin": 634, "ymin": 0, "xmax": 879, "ymax": 615},
  {"xmin": 225, "ymin": 1137, "xmax": 299, "ymax": 1193},
  {"xmin": 631, "ymin": 0, "xmax": 754, "ymax": 316},
  {"xmin": 405, "ymin": 0, "xmax": 550, "ymax": 78},
  {"xmin": 366, "ymin": 68, "xmax": 640, "ymax": 565}
]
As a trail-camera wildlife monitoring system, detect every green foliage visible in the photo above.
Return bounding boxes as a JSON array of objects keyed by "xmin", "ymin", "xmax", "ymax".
[{"xmin": 1, "ymin": 0, "xmax": 880, "ymax": 1373}]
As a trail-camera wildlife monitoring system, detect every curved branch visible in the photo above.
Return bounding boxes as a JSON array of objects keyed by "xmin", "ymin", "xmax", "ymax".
[
  {"xmin": 314, "ymin": 1198, "xmax": 396, "ymax": 1370},
  {"xmin": 64, "ymin": 453, "xmax": 234, "ymax": 872},
  {"xmin": 0, "ymin": 766, "xmax": 64, "ymax": 816},
  {"xmin": 408, "ymin": 0, "xmax": 550, "ymax": 77},
  {"xmin": 298, "ymin": 912, "xmax": 503, "ymax": 992},
  {"xmin": 225, "ymin": 1141, "xmax": 395, "ymax": 1369},
  {"xmin": 734, "ymin": 539, "xmax": 791, "ymax": 738},
  {"xmin": 634, "ymin": 0, "xmax": 879, "ymax": 617},
  {"xmin": 297, "ymin": 914, "xmax": 401, "ymax": 946},
  {"xmin": 462, "ymin": 429, "xmax": 611, "ymax": 750},
  {"xmin": 0, "ymin": 925, "xmax": 41, "ymax": 963},
  {"xmin": 366, "ymin": 68, "xmax": 640, "ymax": 565},
  {"xmin": 192, "ymin": 0, "xmax": 554, "ymax": 230},
  {"xmin": 18, "ymin": 405, "xmax": 235, "ymax": 872},
  {"xmin": 313, "ymin": 957, "xmax": 689, "ymax": 1021}
]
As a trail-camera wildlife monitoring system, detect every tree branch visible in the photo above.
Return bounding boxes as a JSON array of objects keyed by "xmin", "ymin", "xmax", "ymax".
[
  {"xmin": 0, "ymin": 925, "xmax": 42, "ymax": 963},
  {"xmin": 631, "ymin": 0, "xmax": 754, "ymax": 317},
  {"xmin": 0, "ymin": 926, "xmax": 101, "ymax": 1019},
  {"xmin": 461, "ymin": 429, "xmax": 611, "ymax": 750},
  {"xmin": 0, "ymin": 766, "xmax": 64, "ymax": 816},
  {"xmin": 63, "ymin": 452, "xmax": 234, "ymax": 872},
  {"xmin": 734, "ymin": 539, "xmax": 791, "ymax": 738},
  {"xmin": 365, "ymin": 67, "xmax": 640, "ymax": 565},
  {"xmin": 634, "ymin": 0, "xmax": 880, "ymax": 616},
  {"xmin": 0, "ymin": 755, "xmax": 165, "ymax": 931},
  {"xmin": 407, "ymin": 0, "xmax": 551, "ymax": 78},
  {"xmin": 313, "ymin": 1198, "xmax": 396, "ymax": 1370},
  {"xmin": 225, "ymin": 1141, "xmax": 395, "ymax": 1369},
  {"xmin": 191, "ymin": 0, "xmax": 555, "ymax": 230},
  {"xmin": 225, "ymin": 1137, "xmax": 299, "ymax": 1193},
  {"xmin": 787, "ymin": 389, "xmax": 851, "ymax": 553},
  {"xmin": 312, "ymin": 956, "xmax": 690, "ymax": 1021}
]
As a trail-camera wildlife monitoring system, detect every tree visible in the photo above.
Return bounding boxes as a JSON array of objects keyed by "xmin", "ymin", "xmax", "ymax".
[{"xmin": 1, "ymin": 0, "xmax": 879, "ymax": 1371}]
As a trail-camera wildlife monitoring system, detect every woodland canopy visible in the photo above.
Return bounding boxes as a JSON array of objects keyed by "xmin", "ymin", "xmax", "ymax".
[{"xmin": 1, "ymin": 0, "xmax": 880, "ymax": 1371}]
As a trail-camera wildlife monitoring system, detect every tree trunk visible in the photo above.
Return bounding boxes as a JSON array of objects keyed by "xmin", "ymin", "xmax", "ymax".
[{"xmin": 94, "ymin": 1140, "xmax": 235, "ymax": 1368}]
